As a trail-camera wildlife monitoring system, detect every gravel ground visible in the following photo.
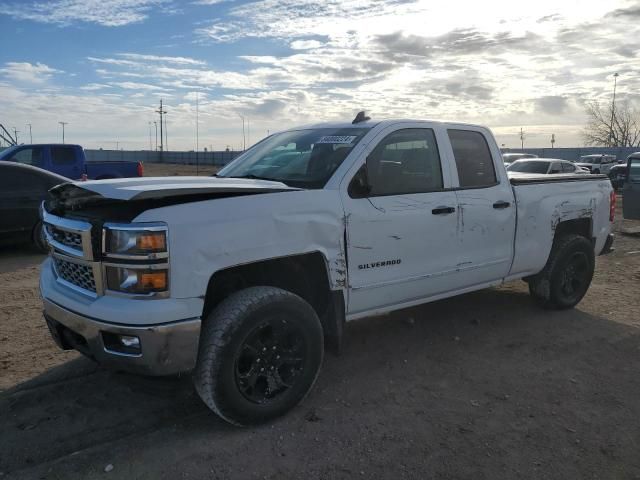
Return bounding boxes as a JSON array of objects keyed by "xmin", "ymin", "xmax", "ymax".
[{"xmin": 1, "ymin": 172, "xmax": 639, "ymax": 479}]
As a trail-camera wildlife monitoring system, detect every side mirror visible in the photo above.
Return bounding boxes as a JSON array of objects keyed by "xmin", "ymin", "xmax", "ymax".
[{"xmin": 348, "ymin": 164, "xmax": 372, "ymax": 198}]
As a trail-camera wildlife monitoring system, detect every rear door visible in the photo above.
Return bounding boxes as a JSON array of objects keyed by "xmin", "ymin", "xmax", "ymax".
[
  {"xmin": 623, "ymin": 157, "xmax": 640, "ymax": 220},
  {"xmin": 445, "ymin": 128, "xmax": 516, "ymax": 284},
  {"xmin": 0, "ymin": 164, "xmax": 46, "ymax": 239},
  {"xmin": 50, "ymin": 146, "xmax": 81, "ymax": 179}
]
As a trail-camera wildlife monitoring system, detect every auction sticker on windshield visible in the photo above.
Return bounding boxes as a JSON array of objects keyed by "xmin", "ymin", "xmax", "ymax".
[{"xmin": 316, "ymin": 135, "xmax": 358, "ymax": 144}]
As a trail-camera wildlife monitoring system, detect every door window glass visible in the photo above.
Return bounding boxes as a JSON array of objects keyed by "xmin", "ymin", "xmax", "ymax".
[
  {"xmin": 51, "ymin": 147, "xmax": 76, "ymax": 165},
  {"xmin": 366, "ymin": 128, "xmax": 443, "ymax": 196},
  {"xmin": 7, "ymin": 147, "xmax": 43, "ymax": 167},
  {"xmin": 562, "ymin": 162, "xmax": 576, "ymax": 173},
  {"xmin": 447, "ymin": 130, "xmax": 497, "ymax": 188}
]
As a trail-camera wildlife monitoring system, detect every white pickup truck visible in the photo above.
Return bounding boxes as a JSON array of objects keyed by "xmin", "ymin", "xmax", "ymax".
[{"xmin": 40, "ymin": 114, "xmax": 615, "ymax": 426}]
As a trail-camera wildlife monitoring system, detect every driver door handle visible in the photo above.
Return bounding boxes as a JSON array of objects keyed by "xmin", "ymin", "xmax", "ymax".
[
  {"xmin": 432, "ymin": 206, "xmax": 456, "ymax": 215},
  {"xmin": 493, "ymin": 200, "xmax": 511, "ymax": 209}
]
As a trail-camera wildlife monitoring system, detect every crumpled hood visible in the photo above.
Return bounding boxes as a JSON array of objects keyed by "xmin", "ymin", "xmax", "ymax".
[{"xmin": 55, "ymin": 176, "xmax": 298, "ymax": 201}]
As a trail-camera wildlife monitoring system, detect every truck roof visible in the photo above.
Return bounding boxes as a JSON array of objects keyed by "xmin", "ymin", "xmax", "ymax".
[{"xmin": 289, "ymin": 118, "xmax": 490, "ymax": 131}]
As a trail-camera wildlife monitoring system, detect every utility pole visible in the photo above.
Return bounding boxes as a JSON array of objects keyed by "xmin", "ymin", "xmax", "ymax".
[
  {"xmin": 195, "ymin": 91, "xmax": 199, "ymax": 175},
  {"xmin": 608, "ymin": 72, "xmax": 619, "ymax": 147},
  {"xmin": 26, "ymin": 123, "xmax": 32, "ymax": 143},
  {"xmin": 153, "ymin": 121, "xmax": 158, "ymax": 151},
  {"xmin": 164, "ymin": 113, "xmax": 168, "ymax": 152},
  {"xmin": 519, "ymin": 127, "xmax": 525, "ymax": 149},
  {"xmin": 13, "ymin": 127, "xmax": 19, "ymax": 144},
  {"xmin": 155, "ymin": 99, "xmax": 166, "ymax": 152},
  {"xmin": 59, "ymin": 122, "xmax": 68, "ymax": 143},
  {"xmin": 239, "ymin": 115, "xmax": 246, "ymax": 151},
  {"xmin": 247, "ymin": 117, "xmax": 250, "ymax": 148},
  {"xmin": 551, "ymin": 133, "xmax": 555, "ymax": 148},
  {"xmin": 148, "ymin": 121, "xmax": 152, "ymax": 150}
]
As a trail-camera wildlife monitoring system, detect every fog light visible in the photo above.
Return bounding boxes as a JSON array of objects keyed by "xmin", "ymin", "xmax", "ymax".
[
  {"xmin": 120, "ymin": 335, "xmax": 140, "ymax": 348},
  {"xmin": 102, "ymin": 331, "xmax": 142, "ymax": 356}
]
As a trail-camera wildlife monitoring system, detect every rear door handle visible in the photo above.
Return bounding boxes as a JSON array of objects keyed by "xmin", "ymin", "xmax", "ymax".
[
  {"xmin": 432, "ymin": 206, "xmax": 456, "ymax": 215},
  {"xmin": 493, "ymin": 201, "xmax": 511, "ymax": 209}
]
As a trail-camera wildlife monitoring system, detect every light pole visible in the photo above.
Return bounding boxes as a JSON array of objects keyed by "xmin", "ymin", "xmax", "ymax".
[
  {"xmin": 519, "ymin": 127, "xmax": 525, "ymax": 149},
  {"xmin": 26, "ymin": 123, "xmax": 32, "ymax": 143},
  {"xmin": 13, "ymin": 127, "xmax": 19, "ymax": 144},
  {"xmin": 153, "ymin": 121, "xmax": 158, "ymax": 151},
  {"xmin": 148, "ymin": 121, "xmax": 152, "ymax": 151},
  {"xmin": 608, "ymin": 72, "xmax": 619, "ymax": 147},
  {"xmin": 238, "ymin": 114, "xmax": 246, "ymax": 151},
  {"xmin": 59, "ymin": 121, "xmax": 68, "ymax": 144},
  {"xmin": 551, "ymin": 133, "xmax": 555, "ymax": 148}
]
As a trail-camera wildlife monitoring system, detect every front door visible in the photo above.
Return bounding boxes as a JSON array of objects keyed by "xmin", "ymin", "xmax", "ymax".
[
  {"xmin": 342, "ymin": 125, "xmax": 462, "ymax": 316},
  {"xmin": 623, "ymin": 157, "xmax": 640, "ymax": 220},
  {"xmin": 50, "ymin": 146, "xmax": 81, "ymax": 179}
]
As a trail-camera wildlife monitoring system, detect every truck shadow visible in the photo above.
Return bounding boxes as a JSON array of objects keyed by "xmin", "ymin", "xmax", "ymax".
[{"xmin": 2, "ymin": 285, "xmax": 640, "ymax": 477}]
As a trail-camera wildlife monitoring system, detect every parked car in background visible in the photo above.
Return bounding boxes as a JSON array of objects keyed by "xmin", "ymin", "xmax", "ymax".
[
  {"xmin": 507, "ymin": 158, "xmax": 588, "ymax": 175},
  {"xmin": 608, "ymin": 163, "xmax": 627, "ymax": 190},
  {"xmin": 0, "ymin": 162, "xmax": 68, "ymax": 252},
  {"xmin": 0, "ymin": 144, "xmax": 143, "ymax": 180},
  {"xmin": 576, "ymin": 154, "xmax": 617, "ymax": 174},
  {"xmin": 623, "ymin": 152, "xmax": 640, "ymax": 220},
  {"xmin": 502, "ymin": 152, "xmax": 538, "ymax": 166}
]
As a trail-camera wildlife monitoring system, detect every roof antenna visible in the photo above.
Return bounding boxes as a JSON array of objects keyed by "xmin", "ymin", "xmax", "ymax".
[{"xmin": 352, "ymin": 111, "xmax": 370, "ymax": 124}]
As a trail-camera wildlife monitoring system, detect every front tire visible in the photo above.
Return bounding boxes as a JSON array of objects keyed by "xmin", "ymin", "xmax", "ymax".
[
  {"xmin": 193, "ymin": 286, "xmax": 324, "ymax": 426},
  {"xmin": 528, "ymin": 234, "xmax": 595, "ymax": 309}
]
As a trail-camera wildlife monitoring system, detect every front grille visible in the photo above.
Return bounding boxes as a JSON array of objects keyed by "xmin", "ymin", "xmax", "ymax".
[
  {"xmin": 46, "ymin": 224, "xmax": 83, "ymax": 250},
  {"xmin": 53, "ymin": 257, "xmax": 96, "ymax": 293}
]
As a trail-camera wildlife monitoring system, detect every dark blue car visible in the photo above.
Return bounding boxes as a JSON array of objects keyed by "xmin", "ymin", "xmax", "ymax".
[{"xmin": 0, "ymin": 144, "xmax": 143, "ymax": 180}]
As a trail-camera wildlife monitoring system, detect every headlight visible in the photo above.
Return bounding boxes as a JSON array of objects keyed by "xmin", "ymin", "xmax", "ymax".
[
  {"xmin": 103, "ymin": 223, "xmax": 168, "ymax": 259},
  {"xmin": 105, "ymin": 265, "xmax": 169, "ymax": 295}
]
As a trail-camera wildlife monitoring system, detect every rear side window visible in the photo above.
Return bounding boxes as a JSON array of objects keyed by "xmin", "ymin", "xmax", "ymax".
[
  {"xmin": 562, "ymin": 162, "xmax": 576, "ymax": 173},
  {"xmin": 7, "ymin": 147, "xmax": 43, "ymax": 167},
  {"xmin": 448, "ymin": 130, "xmax": 497, "ymax": 188},
  {"xmin": 51, "ymin": 146, "xmax": 76, "ymax": 165},
  {"xmin": 367, "ymin": 128, "xmax": 443, "ymax": 196}
]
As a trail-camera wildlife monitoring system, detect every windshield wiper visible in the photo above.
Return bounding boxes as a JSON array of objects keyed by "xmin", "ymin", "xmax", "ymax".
[{"xmin": 225, "ymin": 174, "xmax": 280, "ymax": 182}]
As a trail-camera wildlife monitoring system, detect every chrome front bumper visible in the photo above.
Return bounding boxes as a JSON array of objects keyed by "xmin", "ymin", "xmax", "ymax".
[{"xmin": 43, "ymin": 298, "xmax": 201, "ymax": 376}]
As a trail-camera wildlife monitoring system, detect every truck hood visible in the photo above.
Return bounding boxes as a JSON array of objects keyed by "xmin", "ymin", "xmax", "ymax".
[{"xmin": 60, "ymin": 176, "xmax": 298, "ymax": 201}]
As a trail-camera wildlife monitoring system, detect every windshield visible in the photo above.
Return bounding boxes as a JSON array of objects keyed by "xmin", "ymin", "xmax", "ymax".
[
  {"xmin": 0, "ymin": 146, "xmax": 18, "ymax": 160},
  {"xmin": 507, "ymin": 160, "xmax": 549, "ymax": 173},
  {"xmin": 217, "ymin": 127, "xmax": 371, "ymax": 188}
]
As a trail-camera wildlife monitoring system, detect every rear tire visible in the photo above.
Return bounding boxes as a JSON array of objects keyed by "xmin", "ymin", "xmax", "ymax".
[
  {"xmin": 193, "ymin": 286, "xmax": 324, "ymax": 426},
  {"xmin": 528, "ymin": 234, "xmax": 594, "ymax": 309}
]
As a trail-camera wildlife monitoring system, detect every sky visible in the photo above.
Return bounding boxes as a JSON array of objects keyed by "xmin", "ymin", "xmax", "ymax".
[{"xmin": 0, "ymin": 0, "xmax": 638, "ymax": 151}]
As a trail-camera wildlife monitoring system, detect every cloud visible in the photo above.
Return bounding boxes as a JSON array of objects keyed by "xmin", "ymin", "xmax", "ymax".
[
  {"xmin": 117, "ymin": 53, "xmax": 207, "ymax": 65},
  {"xmin": 290, "ymin": 40, "xmax": 324, "ymax": 50},
  {"xmin": 0, "ymin": 0, "xmax": 168, "ymax": 27},
  {"xmin": 0, "ymin": 62, "xmax": 61, "ymax": 84},
  {"xmin": 535, "ymin": 96, "xmax": 569, "ymax": 115}
]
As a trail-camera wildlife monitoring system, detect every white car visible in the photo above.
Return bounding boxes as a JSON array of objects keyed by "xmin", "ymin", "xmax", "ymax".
[
  {"xmin": 576, "ymin": 154, "xmax": 617, "ymax": 174},
  {"xmin": 40, "ymin": 114, "xmax": 615, "ymax": 426},
  {"xmin": 502, "ymin": 152, "xmax": 538, "ymax": 167},
  {"xmin": 507, "ymin": 158, "xmax": 590, "ymax": 175}
]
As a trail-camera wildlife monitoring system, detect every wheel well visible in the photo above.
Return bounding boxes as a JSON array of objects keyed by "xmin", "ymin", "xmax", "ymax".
[
  {"xmin": 554, "ymin": 218, "xmax": 592, "ymax": 243},
  {"xmin": 203, "ymin": 252, "xmax": 334, "ymax": 323}
]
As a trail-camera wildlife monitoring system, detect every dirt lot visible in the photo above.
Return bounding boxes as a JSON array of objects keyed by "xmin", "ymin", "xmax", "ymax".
[{"xmin": 1, "ymin": 171, "xmax": 639, "ymax": 479}]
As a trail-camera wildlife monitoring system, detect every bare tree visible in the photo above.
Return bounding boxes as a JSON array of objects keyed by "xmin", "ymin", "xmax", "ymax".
[{"xmin": 582, "ymin": 100, "xmax": 640, "ymax": 147}]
